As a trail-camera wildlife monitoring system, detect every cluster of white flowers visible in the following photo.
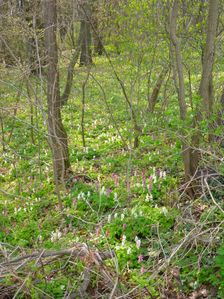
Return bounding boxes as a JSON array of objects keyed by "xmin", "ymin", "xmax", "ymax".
[
  {"xmin": 159, "ymin": 170, "xmax": 167, "ymax": 179},
  {"xmin": 120, "ymin": 236, "xmax": 141, "ymax": 251},
  {"xmin": 131, "ymin": 208, "xmax": 144, "ymax": 219},
  {"xmin": 50, "ymin": 229, "xmax": 62, "ymax": 242},
  {"xmin": 34, "ymin": 197, "xmax": 41, "ymax": 202},
  {"xmin": 14, "ymin": 207, "xmax": 21, "ymax": 214},
  {"xmin": 14, "ymin": 204, "xmax": 33, "ymax": 215},
  {"xmin": 108, "ymin": 210, "xmax": 125, "ymax": 223},
  {"xmin": 100, "ymin": 186, "xmax": 106, "ymax": 196},
  {"xmin": 145, "ymin": 193, "xmax": 153, "ymax": 202},
  {"xmin": 121, "ymin": 235, "xmax": 126, "ymax": 246},
  {"xmin": 83, "ymin": 147, "xmax": 89, "ymax": 153},
  {"xmin": 77, "ymin": 191, "xmax": 86, "ymax": 200},
  {"xmin": 97, "ymin": 131, "xmax": 121, "ymax": 144}
]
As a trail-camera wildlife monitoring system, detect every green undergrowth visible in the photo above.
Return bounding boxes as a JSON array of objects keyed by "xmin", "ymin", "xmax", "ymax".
[{"xmin": 1, "ymin": 54, "xmax": 224, "ymax": 298}]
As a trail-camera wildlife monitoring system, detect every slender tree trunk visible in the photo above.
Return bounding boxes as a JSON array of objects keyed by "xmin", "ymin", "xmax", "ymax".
[
  {"xmin": 170, "ymin": 0, "xmax": 193, "ymax": 196},
  {"xmin": 199, "ymin": 0, "xmax": 218, "ymax": 118},
  {"xmin": 61, "ymin": 43, "xmax": 81, "ymax": 106},
  {"xmin": 218, "ymin": 88, "xmax": 224, "ymax": 126},
  {"xmin": 190, "ymin": 0, "xmax": 219, "ymax": 175},
  {"xmin": 147, "ymin": 66, "xmax": 169, "ymax": 112},
  {"xmin": 43, "ymin": 0, "xmax": 71, "ymax": 184}
]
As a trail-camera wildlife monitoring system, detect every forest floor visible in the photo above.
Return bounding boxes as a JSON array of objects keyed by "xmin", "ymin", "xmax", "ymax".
[{"xmin": 0, "ymin": 55, "xmax": 224, "ymax": 298}]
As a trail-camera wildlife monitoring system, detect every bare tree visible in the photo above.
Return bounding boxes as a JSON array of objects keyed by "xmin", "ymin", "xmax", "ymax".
[
  {"xmin": 43, "ymin": 0, "xmax": 71, "ymax": 184},
  {"xmin": 170, "ymin": 0, "xmax": 193, "ymax": 195}
]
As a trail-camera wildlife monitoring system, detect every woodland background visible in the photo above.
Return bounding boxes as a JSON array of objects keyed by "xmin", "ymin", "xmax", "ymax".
[{"xmin": 0, "ymin": 0, "xmax": 224, "ymax": 298}]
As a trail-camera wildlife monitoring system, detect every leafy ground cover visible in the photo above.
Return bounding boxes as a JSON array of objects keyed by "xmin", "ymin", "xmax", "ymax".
[{"xmin": 1, "ymin": 55, "xmax": 224, "ymax": 298}]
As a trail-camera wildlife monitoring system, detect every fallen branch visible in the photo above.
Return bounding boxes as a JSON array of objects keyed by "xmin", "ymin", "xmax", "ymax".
[
  {"xmin": 0, "ymin": 243, "xmax": 114, "ymax": 277},
  {"xmin": 0, "ymin": 243, "xmax": 116, "ymax": 298}
]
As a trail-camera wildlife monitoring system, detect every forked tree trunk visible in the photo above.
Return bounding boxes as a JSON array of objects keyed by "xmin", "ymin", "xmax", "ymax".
[{"xmin": 43, "ymin": 0, "xmax": 71, "ymax": 184}]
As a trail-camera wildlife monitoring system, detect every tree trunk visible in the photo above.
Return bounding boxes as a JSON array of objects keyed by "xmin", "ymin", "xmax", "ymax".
[
  {"xmin": 190, "ymin": 0, "xmax": 219, "ymax": 175},
  {"xmin": 147, "ymin": 66, "xmax": 169, "ymax": 112},
  {"xmin": 199, "ymin": 0, "xmax": 218, "ymax": 118},
  {"xmin": 92, "ymin": 15, "xmax": 103, "ymax": 56},
  {"xmin": 170, "ymin": 0, "xmax": 193, "ymax": 197},
  {"xmin": 43, "ymin": 0, "xmax": 71, "ymax": 184},
  {"xmin": 79, "ymin": 20, "xmax": 92, "ymax": 66}
]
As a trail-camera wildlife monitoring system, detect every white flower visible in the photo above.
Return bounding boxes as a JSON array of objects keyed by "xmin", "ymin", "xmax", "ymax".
[
  {"xmin": 50, "ymin": 229, "xmax": 62, "ymax": 242},
  {"xmin": 161, "ymin": 206, "xmax": 168, "ymax": 216},
  {"xmin": 114, "ymin": 192, "xmax": 118, "ymax": 201},
  {"xmin": 152, "ymin": 174, "xmax": 157, "ymax": 183},
  {"xmin": 57, "ymin": 231, "xmax": 62, "ymax": 239},
  {"xmin": 121, "ymin": 235, "xmax": 126, "ymax": 246},
  {"xmin": 114, "ymin": 213, "xmax": 118, "ymax": 218},
  {"xmin": 108, "ymin": 214, "xmax": 112, "ymax": 223},
  {"xmin": 78, "ymin": 192, "xmax": 85, "ymax": 200},
  {"xmin": 121, "ymin": 213, "xmax": 125, "ymax": 221},
  {"xmin": 127, "ymin": 247, "xmax": 131, "ymax": 255},
  {"xmin": 139, "ymin": 211, "xmax": 143, "ymax": 217},
  {"xmin": 87, "ymin": 191, "xmax": 91, "ymax": 197},
  {"xmin": 145, "ymin": 193, "xmax": 153, "ymax": 202},
  {"xmin": 135, "ymin": 236, "xmax": 141, "ymax": 249},
  {"xmin": 100, "ymin": 186, "xmax": 106, "ymax": 196}
]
